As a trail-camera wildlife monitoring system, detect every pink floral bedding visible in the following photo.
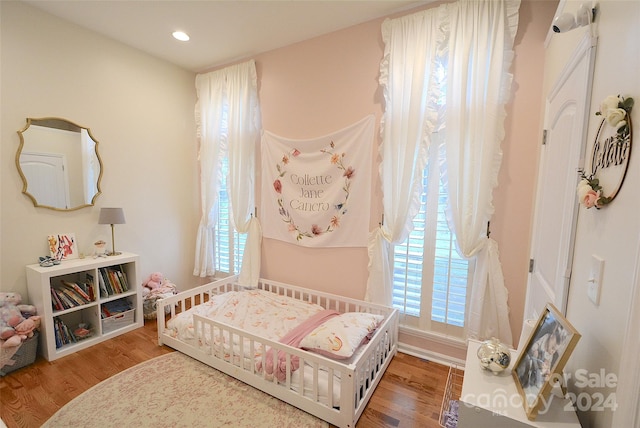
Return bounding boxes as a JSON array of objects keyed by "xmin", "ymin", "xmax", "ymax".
[
  {"xmin": 259, "ymin": 309, "xmax": 340, "ymax": 381},
  {"xmin": 165, "ymin": 288, "xmax": 385, "ymax": 405},
  {"xmin": 166, "ymin": 289, "xmax": 326, "ymax": 358}
]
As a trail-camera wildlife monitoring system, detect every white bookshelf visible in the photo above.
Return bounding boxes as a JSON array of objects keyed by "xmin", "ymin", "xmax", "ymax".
[{"xmin": 26, "ymin": 252, "xmax": 142, "ymax": 361}]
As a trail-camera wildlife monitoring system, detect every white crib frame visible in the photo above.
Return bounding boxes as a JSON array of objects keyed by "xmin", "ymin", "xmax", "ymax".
[{"xmin": 157, "ymin": 275, "xmax": 398, "ymax": 428}]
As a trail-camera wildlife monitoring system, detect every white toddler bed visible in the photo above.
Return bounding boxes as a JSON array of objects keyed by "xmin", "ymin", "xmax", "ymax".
[{"xmin": 157, "ymin": 275, "xmax": 398, "ymax": 428}]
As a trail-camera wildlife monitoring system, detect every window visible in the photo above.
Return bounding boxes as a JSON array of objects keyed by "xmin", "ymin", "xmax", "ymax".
[
  {"xmin": 214, "ymin": 157, "xmax": 246, "ymax": 275},
  {"xmin": 392, "ymin": 140, "xmax": 472, "ymax": 337}
]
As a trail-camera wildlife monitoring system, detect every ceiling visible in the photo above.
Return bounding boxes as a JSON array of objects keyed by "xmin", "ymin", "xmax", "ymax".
[{"xmin": 24, "ymin": 0, "xmax": 430, "ymax": 73}]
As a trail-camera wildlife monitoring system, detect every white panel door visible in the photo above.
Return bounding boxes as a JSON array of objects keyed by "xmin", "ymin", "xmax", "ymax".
[
  {"xmin": 20, "ymin": 152, "xmax": 70, "ymax": 209},
  {"xmin": 525, "ymin": 34, "xmax": 597, "ymax": 319}
]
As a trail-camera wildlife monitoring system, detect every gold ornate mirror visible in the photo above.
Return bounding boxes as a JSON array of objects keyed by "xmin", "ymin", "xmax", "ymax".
[{"xmin": 16, "ymin": 117, "xmax": 103, "ymax": 211}]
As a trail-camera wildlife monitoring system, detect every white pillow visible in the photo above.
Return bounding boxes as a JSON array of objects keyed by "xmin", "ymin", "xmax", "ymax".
[{"xmin": 300, "ymin": 312, "xmax": 384, "ymax": 359}]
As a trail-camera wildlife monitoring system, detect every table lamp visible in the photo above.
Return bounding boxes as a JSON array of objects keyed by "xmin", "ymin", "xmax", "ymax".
[{"xmin": 98, "ymin": 207, "xmax": 126, "ymax": 256}]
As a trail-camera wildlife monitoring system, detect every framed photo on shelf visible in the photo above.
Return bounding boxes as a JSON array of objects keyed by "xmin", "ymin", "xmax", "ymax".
[
  {"xmin": 48, "ymin": 233, "xmax": 79, "ymax": 260},
  {"xmin": 512, "ymin": 303, "xmax": 581, "ymax": 420}
]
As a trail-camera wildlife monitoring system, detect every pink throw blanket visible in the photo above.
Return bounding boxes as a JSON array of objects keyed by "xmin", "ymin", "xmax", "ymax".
[{"xmin": 258, "ymin": 309, "xmax": 340, "ymax": 381}]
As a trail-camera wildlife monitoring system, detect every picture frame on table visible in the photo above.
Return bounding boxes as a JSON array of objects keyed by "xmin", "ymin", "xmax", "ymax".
[
  {"xmin": 48, "ymin": 233, "xmax": 79, "ymax": 260},
  {"xmin": 512, "ymin": 303, "xmax": 581, "ymax": 420}
]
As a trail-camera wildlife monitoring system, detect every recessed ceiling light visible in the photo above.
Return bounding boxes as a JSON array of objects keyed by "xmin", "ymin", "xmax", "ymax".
[{"xmin": 172, "ymin": 31, "xmax": 190, "ymax": 42}]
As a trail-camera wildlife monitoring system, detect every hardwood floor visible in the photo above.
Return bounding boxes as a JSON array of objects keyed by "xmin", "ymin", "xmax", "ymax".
[
  {"xmin": 0, "ymin": 320, "xmax": 457, "ymax": 428},
  {"xmin": 355, "ymin": 352, "xmax": 454, "ymax": 427}
]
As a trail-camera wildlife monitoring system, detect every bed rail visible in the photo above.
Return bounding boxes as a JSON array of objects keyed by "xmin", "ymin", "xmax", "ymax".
[
  {"xmin": 257, "ymin": 277, "xmax": 393, "ymax": 317},
  {"xmin": 157, "ymin": 275, "xmax": 244, "ymax": 345},
  {"xmin": 156, "ymin": 276, "xmax": 398, "ymax": 428}
]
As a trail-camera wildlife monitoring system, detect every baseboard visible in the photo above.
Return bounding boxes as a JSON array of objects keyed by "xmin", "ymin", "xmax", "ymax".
[
  {"xmin": 398, "ymin": 342, "xmax": 466, "ymax": 368},
  {"xmin": 396, "ymin": 324, "xmax": 468, "ymax": 367}
]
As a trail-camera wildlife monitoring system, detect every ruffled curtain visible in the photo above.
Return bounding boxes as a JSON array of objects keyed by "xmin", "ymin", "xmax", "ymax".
[
  {"xmin": 193, "ymin": 60, "xmax": 262, "ymax": 284},
  {"xmin": 365, "ymin": 8, "xmax": 442, "ymax": 306},
  {"xmin": 225, "ymin": 61, "xmax": 262, "ymax": 286},
  {"xmin": 369, "ymin": 0, "xmax": 519, "ymax": 346},
  {"xmin": 193, "ymin": 68, "xmax": 226, "ymax": 277},
  {"xmin": 440, "ymin": 0, "xmax": 520, "ymax": 346}
]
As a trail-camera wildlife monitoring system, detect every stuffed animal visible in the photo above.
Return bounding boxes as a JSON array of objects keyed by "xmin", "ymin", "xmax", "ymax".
[
  {"xmin": 0, "ymin": 305, "xmax": 24, "ymax": 340},
  {"xmin": 141, "ymin": 274, "xmax": 178, "ymax": 319},
  {"xmin": 0, "ymin": 292, "xmax": 41, "ymax": 348},
  {"xmin": 0, "ymin": 292, "xmax": 36, "ymax": 317},
  {"xmin": 4, "ymin": 317, "xmax": 41, "ymax": 347},
  {"xmin": 142, "ymin": 272, "xmax": 164, "ymax": 293}
]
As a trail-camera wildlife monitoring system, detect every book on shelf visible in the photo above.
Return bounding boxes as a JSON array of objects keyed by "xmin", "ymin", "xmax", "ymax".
[
  {"xmin": 107, "ymin": 269, "xmax": 122, "ymax": 294},
  {"xmin": 54, "ymin": 320, "xmax": 63, "ymax": 348},
  {"xmin": 116, "ymin": 266, "xmax": 129, "ymax": 291},
  {"xmin": 81, "ymin": 282, "xmax": 95, "ymax": 302},
  {"xmin": 61, "ymin": 280, "xmax": 92, "ymax": 302},
  {"xmin": 98, "ymin": 266, "xmax": 129, "ymax": 296},
  {"xmin": 97, "ymin": 270, "xmax": 109, "ymax": 297},
  {"xmin": 51, "ymin": 288, "xmax": 64, "ymax": 311},
  {"xmin": 75, "ymin": 279, "xmax": 94, "ymax": 302},
  {"xmin": 53, "ymin": 281, "xmax": 88, "ymax": 305},
  {"xmin": 54, "ymin": 318, "xmax": 77, "ymax": 348},
  {"xmin": 51, "ymin": 279, "xmax": 95, "ymax": 311},
  {"xmin": 61, "ymin": 286, "xmax": 85, "ymax": 305},
  {"xmin": 84, "ymin": 273, "xmax": 96, "ymax": 301},
  {"xmin": 52, "ymin": 288, "xmax": 76, "ymax": 310},
  {"xmin": 98, "ymin": 268, "xmax": 113, "ymax": 295},
  {"xmin": 62, "ymin": 320, "xmax": 76, "ymax": 343},
  {"xmin": 110, "ymin": 266, "xmax": 129, "ymax": 292}
]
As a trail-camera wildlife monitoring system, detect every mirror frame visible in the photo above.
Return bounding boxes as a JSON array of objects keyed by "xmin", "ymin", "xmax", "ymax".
[{"xmin": 16, "ymin": 117, "xmax": 104, "ymax": 211}]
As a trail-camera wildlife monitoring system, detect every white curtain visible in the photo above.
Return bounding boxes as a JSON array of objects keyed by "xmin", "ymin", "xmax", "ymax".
[
  {"xmin": 365, "ymin": 8, "xmax": 442, "ymax": 306},
  {"xmin": 193, "ymin": 60, "xmax": 262, "ymax": 283},
  {"xmin": 441, "ymin": 0, "xmax": 520, "ymax": 345},
  {"xmin": 369, "ymin": 0, "xmax": 519, "ymax": 346},
  {"xmin": 194, "ymin": 68, "xmax": 226, "ymax": 277},
  {"xmin": 225, "ymin": 61, "xmax": 262, "ymax": 286}
]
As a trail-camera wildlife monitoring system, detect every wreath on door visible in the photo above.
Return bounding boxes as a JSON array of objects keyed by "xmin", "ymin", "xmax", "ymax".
[{"xmin": 577, "ymin": 94, "xmax": 634, "ymax": 209}]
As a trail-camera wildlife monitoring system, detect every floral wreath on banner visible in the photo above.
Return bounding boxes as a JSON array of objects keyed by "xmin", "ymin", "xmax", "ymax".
[
  {"xmin": 577, "ymin": 94, "xmax": 634, "ymax": 209},
  {"xmin": 273, "ymin": 141, "xmax": 355, "ymax": 241}
]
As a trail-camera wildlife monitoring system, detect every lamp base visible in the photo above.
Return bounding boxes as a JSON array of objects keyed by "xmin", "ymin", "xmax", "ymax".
[{"xmin": 107, "ymin": 224, "xmax": 122, "ymax": 256}]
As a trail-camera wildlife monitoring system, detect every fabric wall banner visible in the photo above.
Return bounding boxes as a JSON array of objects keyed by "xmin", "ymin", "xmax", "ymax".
[{"xmin": 261, "ymin": 115, "xmax": 374, "ymax": 247}]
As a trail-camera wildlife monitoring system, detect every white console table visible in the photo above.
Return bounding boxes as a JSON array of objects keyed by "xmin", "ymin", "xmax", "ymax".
[{"xmin": 456, "ymin": 339, "xmax": 581, "ymax": 427}]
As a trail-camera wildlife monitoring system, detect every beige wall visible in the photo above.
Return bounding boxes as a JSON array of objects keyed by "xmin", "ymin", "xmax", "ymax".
[
  {"xmin": 542, "ymin": 1, "xmax": 640, "ymax": 427},
  {"xmin": 1, "ymin": 1, "xmax": 201, "ymax": 297}
]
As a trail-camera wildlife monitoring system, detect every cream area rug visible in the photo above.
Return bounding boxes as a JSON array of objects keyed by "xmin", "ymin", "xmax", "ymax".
[{"xmin": 42, "ymin": 352, "xmax": 329, "ymax": 428}]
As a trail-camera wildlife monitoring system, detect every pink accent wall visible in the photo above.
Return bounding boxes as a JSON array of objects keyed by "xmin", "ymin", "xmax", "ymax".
[
  {"xmin": 255, "ymin": 17, "xmax": 384, "ymax": 300},
  {"xmin": 249, "ymin": 0, "xmax": 557, "ymax": 349}
]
